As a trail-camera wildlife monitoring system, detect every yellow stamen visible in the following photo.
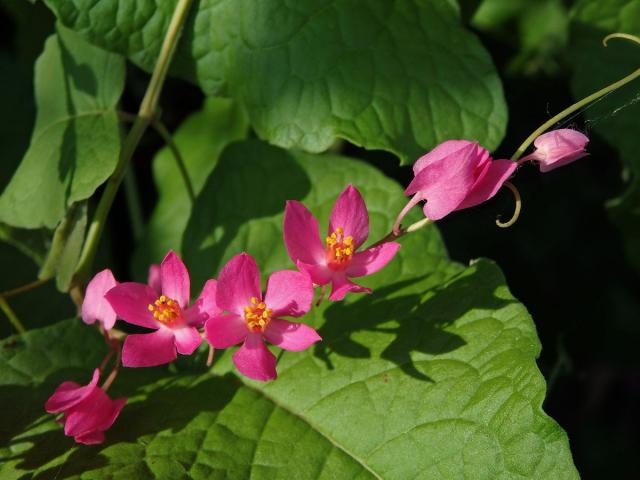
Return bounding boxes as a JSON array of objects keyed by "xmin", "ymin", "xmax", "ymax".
[
  {"xmin": 325, "ymin": 226, "xmax": 355, "ymax": 270},
  {"xmin": 148, "ymin": 294, "xmax": 182, "ymax": 325},
  {"xmin": 244, "ymin": 298, "xmax": 272, "ymax": 333}
]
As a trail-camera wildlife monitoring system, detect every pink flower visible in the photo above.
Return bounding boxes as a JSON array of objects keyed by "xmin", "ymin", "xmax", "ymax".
[
  {"xmin": 520, "ymin": 129, "xmax": 589, "ymax": 172},
  {"xmin": 45, "ymin": 369, "xmax": 126, "ymax": 445},
  {"xmin": 82, "ymin": 269, "xmax": 118, "ymax": 330},
  {"xmin": 105, "ymin": 251, "xmax": 220, "ymax": 367},
  {"xmin": 283, "ymin": 184, "xmax": 400, "ymax": 301},
  {"xmin": 204, "ymin": 253, "xmax": 320, "ymax": 382},
  {"xmin": 393, "ymin": 140, "xmax": 516, "ymax": 230}
]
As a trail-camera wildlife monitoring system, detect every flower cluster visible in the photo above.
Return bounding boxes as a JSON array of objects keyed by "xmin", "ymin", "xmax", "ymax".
[{"xmin": 46, "ymin": 128, "xmax": 588, "ymax": 445}]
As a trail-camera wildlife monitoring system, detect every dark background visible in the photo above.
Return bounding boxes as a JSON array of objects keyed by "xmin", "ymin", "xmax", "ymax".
[{"xmin": 1, "ymin": 1, "xmax": 638, "ymax": 477}]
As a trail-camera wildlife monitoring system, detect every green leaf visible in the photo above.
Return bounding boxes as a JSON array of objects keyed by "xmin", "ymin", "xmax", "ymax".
[
  {"xmin": 42, "ymin": 0, "xmax": 506, "ymax": 164},
  {"xmin": 183, "ymin": 139, "xmax": 447, "ymax": 289},
  {"xmin": 569, "ymin": 0, "xmax": 640, "ymax": 269},
  {"xmin": 1, "ymin": 142, "xmax": 576, "ymax": 478},
  {"xmin": 472, "ymin": 0, "xmax": 569, "ymax": 76},
  {"xmin": 132, "ymin": 97, "xmax": 249, "ymax": 277},
  {"xmin": 0, "ymin": 23, "xmax": 125, "ymax": 229}
]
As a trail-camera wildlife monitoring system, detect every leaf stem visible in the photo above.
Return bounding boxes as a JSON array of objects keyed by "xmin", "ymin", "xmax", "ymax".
[
  {"xmin": 152, "ymin": 120, "xmax": 196, "ymax": 203},
  {"xmin": 73, "ymin": 0, "xmax": 193, "ymax": 284},
  {"xmin": 0, "ymin": 278, "xmax": 49, "ymax": 299},
  {"xmin": 0, "ymin": 296, "xmax": 26, "ymax": 334},
  {"xmin": 511, "ymin": 32, "xmax": 640, "ymax": 161},
  {"xmin": 118, "ymin": 111, "xmax": 196, "ymax": 203}
]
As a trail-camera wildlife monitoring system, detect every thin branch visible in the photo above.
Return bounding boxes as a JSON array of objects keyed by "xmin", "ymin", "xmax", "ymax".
[{"xmin": 0, "ymin": 296, "xmax": 26, "ymax": 334}]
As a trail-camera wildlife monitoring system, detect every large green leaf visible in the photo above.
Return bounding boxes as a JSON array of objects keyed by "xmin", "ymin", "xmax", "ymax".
[
  {"xmin": 569, "ymin": 0, "xmax": 640, "ymax": 269},
  {"xmin": 0, "ymin": 24, "xmax": 125, "ymax": 229},
  {"xmin": 132, "ymin": 97, "xmax": 249, "ymax": 278},
  {"xmin": 0, "ymin": 139, "xmax": 577, "ymax": 478},
  {"xmin": 42, "ymin": 0, "xmax": 506, "ymax": 164}
]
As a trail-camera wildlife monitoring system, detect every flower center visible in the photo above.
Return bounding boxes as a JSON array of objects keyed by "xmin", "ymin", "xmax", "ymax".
[
  {"xmin": 244, "ymin": 297, "xmax": 272, "ymax": 333},
  {"xmin": 147, "ymin": 295, "xmax": 182, "ymax": 325},
  {"xmin": 326, "ymin": 227, "xmax": 353, "ymax": 271}
]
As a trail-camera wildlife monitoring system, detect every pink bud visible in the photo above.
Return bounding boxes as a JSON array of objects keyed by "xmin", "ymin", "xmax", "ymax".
[
  {"xmin": 523, "ymin": 129, "xmax": 589, "ymax": 172},
  {"xmin": 45, "ymin": 369, "xmax": 126, "ymax": 445}
]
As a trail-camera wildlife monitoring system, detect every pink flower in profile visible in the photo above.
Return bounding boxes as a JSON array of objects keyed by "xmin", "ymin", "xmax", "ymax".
[
  {"xmin": 519, "ymin": 129, "xmax": 589, "ymax": 172},
  {"xmin": 105, "ymin": 251, "xmax": 220, "ymax": 367},
  {"xmin": 204, "ymin": 253, "xmax": 320, "ymax": 382},
  {"xmin": 393, "ymin": 140, "xmax": 516, "ymax": 231},
  {"xmin": 82, "ymin": 269, "xmax": 118, "ymax": 330},
  {"xmin": 45, "ymin": 369, "xmax": 126, "ymax": 445},
  {"xmin": 283, "ymin": 184, "xmax": 400, "ymax": 302}
]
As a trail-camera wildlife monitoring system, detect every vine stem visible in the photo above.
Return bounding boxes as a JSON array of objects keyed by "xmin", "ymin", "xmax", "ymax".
[
  {"xmin": 510, "ymin": 32, "xmax": 640, "ymax": 161},
  {"xmin": 0, "ymin": 296, "xmax": 26, "ymax": 334},
  {"xmin": 73, "ymin": 0, "xmax": 194, "ymax": 285}
]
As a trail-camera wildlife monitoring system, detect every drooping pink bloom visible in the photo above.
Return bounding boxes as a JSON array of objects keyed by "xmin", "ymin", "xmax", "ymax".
[
  {"xmin": 204, "ymin": 253, "xmax": 320, "ymax": 382},
  {"xmin": 105, "ymin": 251, "xmax": 220, "ymax": 367},
  {"xmin": 283, "ymin": 184, "xmax": 400, "ymax": 302},
  {"xmin": 45, "ymin": 369, "xmax": 126, "ymax": 445},
  {"xmin": 82, "ymin": 269, "xmax": 118, "ymax": 330},
  {"xmin": 519, "ymin": 129, "xmax": 589, "ymax": 172},
  {"xmin": 393, "ymin": 140, "xmax": 516, "ymax": 231}
]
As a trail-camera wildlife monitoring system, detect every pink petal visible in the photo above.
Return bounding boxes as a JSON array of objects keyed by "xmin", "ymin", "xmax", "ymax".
[
  {"xmin": 91, "ymin": 396, "xmax": 126, "ymax": 433},
  {"xmin": 183, "ymin": 303, "xmax": 209, "ymax": 328},
  {"xmin": 122, "ymin": 329, "xmax": 176, "ymax": 367},
  {"xmin": 283, "ymin": 201, "xmax": 326, "ymax": 265},
  {"xmin": 264, "ymin": 270, "xmax": 313, "ymax": 318},
  {"xmin": 406, "ymin": 142, "xmax": 486, "ymax": 221},
  {"xmin": 45, "ymin": 369, "xmax": 99, "ymax": 413},
  {"xmin": 328, "ymin": 274, "xmax": 371, "ymax": 301},
  {"xmin": 232, "ymin": 333, "xmax": 277, "ymax": 381},
  {"xmin": 147, "ymin": 264, "xmax": 162, "ymax": 294},
  {"xmin": 63, "ymin": 388, "xmax": 110, "ymax": 436},
  {"xmin": 456, "ymin": 159, "xmax": 517, "ymax": 210},
  {"xmin": 105, "ymin": 282, "xmax": 160, "ymax": 330},
  {"xmin": 173, "ymin": 326, "xmax": 202, "ymax": 355},
  {"xmin": 328, "ymin": 184, "xmax": 369, "ymax": 248},
  {"xmin": 81, "ymin": 270, "xmax": 118, "ymax": 330},
  {"xmin": 264, "ymin": 319, "xmax": 321, "ymax": 351},
  {"xmin": 296, "ymin": 260, "xmax": 333, "ymax": 286},
  {"xmin": 75, "ymin": 430, "xmax": 105, "ymax": 445},
  {"xmin": 216, "ymin": 253, "xmax": 262, "ymax": 316},
  {"xmin": 64, "ymin": 391, "xmax": 125, "ymax": 439},
  {"xmin": 412, "ymin": 140, "xmax": 489, "ymax": 175},
  {"xmin": 347, "ymin": 242, "xmax": 401, "ymax": 278},
  {"xmin": 160, "ymin": 251, "xmax": 190, "ymax": 308},
  {"xmin": 204, "ymin": 314, "xmax": 248, "ymax": 348},
  {"xmin": 192, "ymin": 279, "xmax": 221, "ymax": 319}
]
